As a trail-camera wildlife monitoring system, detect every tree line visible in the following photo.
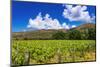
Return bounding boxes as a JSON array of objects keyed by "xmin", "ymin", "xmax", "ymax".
[{"xmin": 52, "ymin": 28, "xmax": 96, "ymax": 40}]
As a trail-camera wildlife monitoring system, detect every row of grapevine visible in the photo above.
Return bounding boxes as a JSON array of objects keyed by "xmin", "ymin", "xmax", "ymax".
[{"xmin": 12, "ymin": 40, "xmax": 96, "ymax": 66}]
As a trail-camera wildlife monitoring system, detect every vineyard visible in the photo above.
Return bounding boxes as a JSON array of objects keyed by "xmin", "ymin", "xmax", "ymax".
[{"xmin": 12, "ymin": 40, "xmax": 96, "ymax": 66}]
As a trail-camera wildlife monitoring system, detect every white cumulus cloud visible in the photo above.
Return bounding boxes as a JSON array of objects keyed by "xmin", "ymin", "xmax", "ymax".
[
  {"xmin": 27, "ymin": 12, "xmax": 70, "ymax": 30},
  {"xmin": 63, "ymin": 4, "xmax": 95, "ymax": 23},
  {"xmin": 62, "ymin": 23, "xmax": 70, "ymax": 29},
  {"xmin": 71, "ymin": 25, "xmax": 76, "ymax": 28}
]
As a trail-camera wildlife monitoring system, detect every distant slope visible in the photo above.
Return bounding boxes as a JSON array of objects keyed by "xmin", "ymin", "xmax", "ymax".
[
  {"xmin": 12, "ymin": 23, "xmax": 95, "ymax": 40},
  {"xmin": 12, "ymin": 29, "xmax": 67, "ymax": 40},
  {"xmin": 75, "ymin": 23, "xmax": 95, "ymax": 30},
  {"xmin": 71, "ymin": 23, "xmax": 95, "ymax": 32}
]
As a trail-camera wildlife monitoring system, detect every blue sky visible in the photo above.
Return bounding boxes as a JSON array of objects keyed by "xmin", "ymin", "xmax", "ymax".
[{"xmin": 12, "ymin": 1, "xmax": 96, "ymax": 32}]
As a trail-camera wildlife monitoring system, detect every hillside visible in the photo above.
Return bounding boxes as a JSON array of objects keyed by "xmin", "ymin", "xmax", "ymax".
[
  {"xmin": 12, "ymin": 29, "xmax": 68, "ymax": 40},
  {"xmin": 71, "ymin": 23, "xmax": 96, "ymax": 32},
  {"xmin": 12, "ymin": 23, "xmax": 95, "ymax": 40}
]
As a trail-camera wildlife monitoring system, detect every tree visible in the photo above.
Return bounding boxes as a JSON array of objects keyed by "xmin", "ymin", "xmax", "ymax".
[
  {"xmin": 88, "ymin": 28, "xmax": 96, "ymax": 40},
  {"xmin": 81, "ymin": 28, "xmax": 89, "ymax": 40},
  {"xmin": 81, "ymin": 28, "xmax": 96, "ymax": 40},
  {"xmin": 68, "ymin": 30, "xmax": 82, "ymax": 40},
  {"xmin": 52, "ymin": 31, "xmax": 66, "ymax": 40}
]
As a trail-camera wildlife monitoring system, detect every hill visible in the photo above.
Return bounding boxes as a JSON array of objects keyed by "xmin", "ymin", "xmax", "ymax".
[
  {"xmin": 12, "ymin": 29, "xmax": 68, "ymax": 40},
  {"xmin": 71, "ymin": 23, "xmax": 95, "ymax": 32},
  {"xmin": 12, "ymin": 23, "xmax": 95, "ymax": 40}
]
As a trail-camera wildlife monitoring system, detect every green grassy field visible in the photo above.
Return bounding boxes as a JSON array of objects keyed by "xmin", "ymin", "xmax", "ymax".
[{"xmin": 12, "ymin": 40, "xmax": 96, "ymax": 65}]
